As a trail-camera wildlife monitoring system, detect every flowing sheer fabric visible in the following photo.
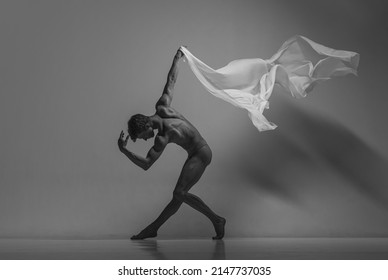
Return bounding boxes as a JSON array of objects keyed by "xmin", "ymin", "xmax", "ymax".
[{"xmin": 180, "ymin": 35, "xmax": 359, "ymax": 131}]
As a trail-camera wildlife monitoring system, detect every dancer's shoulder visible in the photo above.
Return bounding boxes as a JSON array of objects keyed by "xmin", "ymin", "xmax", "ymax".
[{"xmin": 156, "ymin": 105, "xmax": 181, "ymax": 119}]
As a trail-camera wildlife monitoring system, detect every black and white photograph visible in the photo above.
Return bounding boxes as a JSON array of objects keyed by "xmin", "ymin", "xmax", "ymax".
[{"xmin": 1, "ymin": 0, "xmax": 388, "ymax": 264}]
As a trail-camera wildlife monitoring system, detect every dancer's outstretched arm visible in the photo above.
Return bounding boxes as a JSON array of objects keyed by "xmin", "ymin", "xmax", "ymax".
[
  {"xmin": 156, "ymin": 48, "xmax": 184, "ymax": 108},
  {"xmin": 118, "ymin": 131, "xmax": 167, "ymax": 170}
]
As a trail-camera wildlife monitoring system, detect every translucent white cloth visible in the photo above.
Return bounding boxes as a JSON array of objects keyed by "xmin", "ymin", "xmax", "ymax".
[{"xmin": 180, "ymin": 35, "xmax": 359, "ymax": 131}]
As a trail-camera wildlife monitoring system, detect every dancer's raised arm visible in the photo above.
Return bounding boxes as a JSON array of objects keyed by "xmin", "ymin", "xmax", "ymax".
[{"xmin": 155, "ymin": 48, "xmax": 184, "ymax": 108}]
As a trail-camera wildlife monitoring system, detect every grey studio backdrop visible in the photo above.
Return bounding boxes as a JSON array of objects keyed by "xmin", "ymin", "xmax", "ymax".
[{"xmin": 1, "ymin": 0, "xmax": 387, "ymax": 239}]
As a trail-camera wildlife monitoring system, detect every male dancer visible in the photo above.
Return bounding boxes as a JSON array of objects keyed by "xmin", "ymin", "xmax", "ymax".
[{"xmin": 118, "ymin": 48, "xmax": 226, "ymax": 240}]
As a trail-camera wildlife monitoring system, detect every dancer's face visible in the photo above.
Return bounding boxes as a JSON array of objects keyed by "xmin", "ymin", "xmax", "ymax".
[{"xmin": 137, "ymin": 127, "xmax": 155, "ymax": 141}]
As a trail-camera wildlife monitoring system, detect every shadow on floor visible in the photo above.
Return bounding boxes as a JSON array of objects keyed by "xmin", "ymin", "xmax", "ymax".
[
  {"xmin": 131, "ymin": 239, "xmax": 225, "ymax": 259},
  {"xmin": 1, "ymin": 238, "xmax": 388, "ymax": 260}
]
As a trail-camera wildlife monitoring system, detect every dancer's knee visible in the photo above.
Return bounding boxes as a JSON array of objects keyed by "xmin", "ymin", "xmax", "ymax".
[{"xmin": 173, "ymin": 189, "xmax": 186, "ymax": 202}]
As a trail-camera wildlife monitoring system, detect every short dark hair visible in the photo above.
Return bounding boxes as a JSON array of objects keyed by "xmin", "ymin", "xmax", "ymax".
[{"xmin": 128, "ymin": 114, "xmax": 150, "ymax": 141}]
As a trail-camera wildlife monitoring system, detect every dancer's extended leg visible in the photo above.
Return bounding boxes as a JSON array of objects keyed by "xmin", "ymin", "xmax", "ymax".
[
  {"xmin": 183, "ymin": 193, "xmax": 226, "ymax": 240},
  {"xmin": 130, "ymin": 198, "xmax": 182, "ymax": 240},
  {"xmin": 131, "ymin": 145, "xmax": 225, "ymax": 240},
  {"xmin": 172, "ymin": 147, "xmax": 225, "ymax": 239}
]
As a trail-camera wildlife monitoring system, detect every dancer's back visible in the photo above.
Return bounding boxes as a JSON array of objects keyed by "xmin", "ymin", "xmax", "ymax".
[{"xmin": 156, "ymin": 105, "xmax": 208, "ymax": 156}]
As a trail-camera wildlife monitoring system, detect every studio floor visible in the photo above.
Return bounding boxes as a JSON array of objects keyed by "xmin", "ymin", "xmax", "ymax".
[{"xmin": 1, "ymin": 238, "xmax": 388, "ymax": 260}]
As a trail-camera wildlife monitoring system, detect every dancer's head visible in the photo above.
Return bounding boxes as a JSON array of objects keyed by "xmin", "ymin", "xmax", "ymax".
[{"xmin": 127, "ymin": 114, "xmax": 154, "ymax": 142}]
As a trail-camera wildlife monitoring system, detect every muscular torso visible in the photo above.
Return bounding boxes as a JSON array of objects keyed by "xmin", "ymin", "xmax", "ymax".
[{"xmin": 156, "ymin": 106, "xmax": 207, "ymax": 155}]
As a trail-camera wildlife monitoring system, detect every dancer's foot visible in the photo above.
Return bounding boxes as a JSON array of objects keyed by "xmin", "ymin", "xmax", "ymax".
[
  {"xmin": 130, "ymin": 226, "xmax": 158, "ymax": 240},
  {"xmin": 212, "ymin": 217, "xmax": 226, "ymax": 240}
]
